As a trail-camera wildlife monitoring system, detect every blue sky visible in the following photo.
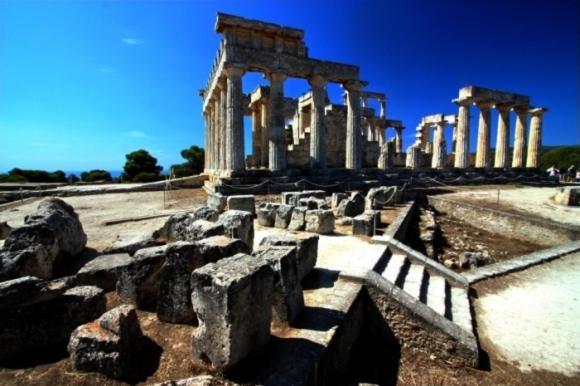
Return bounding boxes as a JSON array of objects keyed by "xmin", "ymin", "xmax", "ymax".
[{"xmin": 1, "ymin": 0, "xmax": 578, "ymax": 172}]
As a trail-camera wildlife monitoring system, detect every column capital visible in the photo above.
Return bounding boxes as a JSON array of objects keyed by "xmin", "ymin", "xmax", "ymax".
[
  {"xmin": 529, "ymin": 107, "xmax": 548, "ymax": 116},
  {"xmin": 452, "ymin": 97, "xmax": 472, "ymax": 107},
  {"xmin": 223, "ymin": 65, "xmax": 246, "ymax": 78},
  {"xmin": 342, "ymin": 79, "xmax": 366, "ymax": 92},
  {"xmin": 266, "ymin": 71, "xmax": 287, "ymax": 83},
  {"xmin": 308, "ymin": 74, "xmax": 327, "ymax": 87}
]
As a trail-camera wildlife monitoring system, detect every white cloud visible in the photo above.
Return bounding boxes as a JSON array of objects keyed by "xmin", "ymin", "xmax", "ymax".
[
  {"xmin": 121, "ymin": 37, "xmax": 143, "ymax": 46},
  {"xmin": 100, "ymin": 66, "xmax": 114, "ymax": 74},
  {"xmin": 126, "ymin": 130, "xmax": 148, "ymax": 138}
]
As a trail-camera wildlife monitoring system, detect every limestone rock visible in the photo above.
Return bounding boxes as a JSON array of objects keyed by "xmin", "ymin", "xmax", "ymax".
[
  {"xmin": 0, "ymin": 275, "xmax": 69, "ymax": 310},
  {"xmin": 0, "ymin": 285, "xmax": 106, "ymax": 361},
  {"xmin": 254, "ymin": 246, "xmax": 304, "ymax": 324},
  {"xmin": 256, "ymin": 202, "xmax": 279, "ymax": 227},
  {"xmin": 0, "ymin": 221, "xmax": 12, "ymax": 239},
  {"xmin": 206, "ymin": 193, "xmax": 227, "ymax": 213},
  {"xmin": 76, "ymin": 253, "xmax": 133, "ymax": 291},
  {"xmin": 227, "ymin": 195, "xmax": 256, "ymax": 215},
  {"xmin": 305, "ymin": 209, "xmax": 335, "ymax": 234},
  {"xmin": 68, "ymin": 304, "xmax": 143, "ymax": 379},
  {"xmin": 190, "ymin": 220, "xmax": 225, "ymax": 241},
  {"xmin": 190, "ymin": 253, "xmax": 274, "ymax": 369},
  {"xmin": 288, "ymin": 207, "xmax": 307, "ymax": 231},
  {"xmin": 259, "ymin": 233, "xmax": 319, "ymax": 280},
  {"xmin": 365, "ymin": 186, "xmax": 399, "ymax": 210},
  {"xmin": 335, "ymin": 192, "xmax": 365, "ymax": 217},
  {"xmin": 156, "ymin": 207, "xmax": 219, "ymax": 242},
  {"xmin": 331, "ymin": 192, "xmax": 348, "ymax": 209},
  {"xmin": 0, "ymin": 198, "xmax": 86, "ymax": 280},
  {"xmin": 352, "ymin": 210, "xmax": 380, "ymax": 236},
  {"xmin": 103, "ymin": 231, "xmax": 163, "ymax": 256},
  {"xmin": 275, "ymin": 205, "xmax": 294, "ymax": 229},
  {"xmin": 217, "ymin": 210, "xmax": 254, "ymax": 252}
]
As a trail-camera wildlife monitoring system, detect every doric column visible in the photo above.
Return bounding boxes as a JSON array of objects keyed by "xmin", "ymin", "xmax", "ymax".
[
  {"xmin": 431, "ymin": 121, "xmax": 446, "ymax": 169},
  {"xmin": 203, "ymin": 108, "xmax": 211, "ymax": 171},
  {"xmin": 494, "ymin": 104, "xmax": 511, "ymax": 169},
  {"xmin": 267, "ymin": 72, "xmax": 287, "ymax": 171},
  {"xmin": 422, "ymin": 125, "xmax": 431, "ymax": 153},
  {"xmin": 219, "ymin": 78, "xmax": 227, "ymax": 171},
  {"xmin": 379, "ymin": 99, "xmax": 386, "ymax": 119},
  {"xmin": 213, "ymin": 96, "xmax": 221, "ymax": 171},
  {"xmin": 260, "ymin": 101, "xmax": 269, "ymax": 167},
  {"xmin": 526, "ymin": 108, "xmax": 547, "ymax": 168},
  {"xmin": 308, "ymin": 75, "xmax": 327, "ymax": 169},
  {"xmin": 224, "ymin": 66, "xmax": 245, "ymax": 172},
  {"xmin": 377, "ymin": 125, "xmax": 385, "ymax": 146},
  {"xmin": 512, "ymin": 106, "xmax": 528, "ymax": 168},
  {"xmin": 344, "ymin": 80, "xmax": 364, "ymax": 169},
  {"xmin": 454, "ymin": 99, "xmax": 471, "ymax": 168},
  {"xmin": 406, "ymin": 145, "xmax": 422, "ymax": 169},
  {"xmin": 475, "ymin": 101, "xmax": 493, "ymax": 169},
  {"xmin": 251, "ymin": 106, "xmax": 262, "ymax": 168},
  {"xmin": 395, "ymin": 127, "xmax": 403, "ymax": 153}
]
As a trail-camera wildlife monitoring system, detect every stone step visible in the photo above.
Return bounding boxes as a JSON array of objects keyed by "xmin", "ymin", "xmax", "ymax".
[
  {"xmin": 426, "ymin": 274, "xmax": 447, "ymax": 316},
  {"xmin": 402, "ymin": 263, "xmax": 425, "ymax": 300},
  {"xmin": 451, "ymin": 286, "xmax": 472, "ymax": 333},
  {"xmin": 381, "ymin": 253, "xmax": 406, "ymax": 284}
]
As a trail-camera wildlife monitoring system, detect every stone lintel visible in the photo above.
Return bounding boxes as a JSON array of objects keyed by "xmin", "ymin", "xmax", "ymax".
[
  {"xmin": 361, "ymin": 91, "xmax": 386, "ymax": 101},
  {"xmin": 529, "ymin": 107, "xmax": 548, "ymax": 115},
  {"xmin": 473, "ymin": 100, "xmax": 495, "ymax": 110},
  {"xmin": 444, "ymin": 114, "xmax": 457, "ymax": 125},
  {"xmin": 493, "ymin": 102, "xmax": 513, "ymax": 111},
  {"xmin": 421, "ymin": 113, "xmax": 445, "ymax": 125},
  {"xmin": 249, "ymin": 86, "xmax": 270, "ymax": 106},
  {"xmin": 458, "ymin": 85, "xmax": 530, "ymax": 106},
  {"xmin": 385, "ymin": 119, "xmax": 403, "ymax": 128},
  {"xmin": 215, "ymin": 12, "xmax": 304, "ymax": 40}
]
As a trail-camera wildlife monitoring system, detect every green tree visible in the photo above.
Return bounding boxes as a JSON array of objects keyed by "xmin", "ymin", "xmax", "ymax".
[
  {"xmin": 0, "ymin": 168, "xmax": 67, "ymax": 183},
  {"xmin": 81, "ymin": 170, "xmax": 113, "ymax": 182},
  {"xmin": 170, "ymin": 145, "xmax": 205, "ymax": 178},
  {"xmin": 122, "ymin": 149, "xmax": 163, "ymax": 182},
  {"xmin": 540, "ymin": 146, "xmax": 580, "ymax": 172}
]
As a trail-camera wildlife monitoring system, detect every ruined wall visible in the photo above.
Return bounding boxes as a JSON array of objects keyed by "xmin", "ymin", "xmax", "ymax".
[{"xmin": 324, "ymin": 105, "xmax": 347, "ymax": 168}]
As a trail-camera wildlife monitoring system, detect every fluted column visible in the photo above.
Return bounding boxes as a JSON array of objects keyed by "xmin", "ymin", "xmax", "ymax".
[
  {"xmin": 203, "ymin": 108, "xmax": 211, "ymax": 171},
  {"xmin": 494, "ymin": 104, "xmax": 511, "ymax": 169},
  {"xmin": 219, "ymin": 79, "xmax": 227, "ymax": 171},
  {"xmin": 251, "ymin": 106, "xmax": 262, "ymax": 168},
  {"xmin": 454, "ymin": 99, "xmax": 471, "ymax": 168},
  {"xmin": 475, "ymin": 101, "xmax": 493, "ymax": 169},
  {"xmin": 344, "ymin": 80, "xmax": 364, "ymax": 169},
  {"xmin": 377, "ymin": 126, "xmax": 385, "ymax": 146},
  {"xmin": 224, "ymin": 66, "xmax": 245, "ymax": 172},
  {"xmin": 512, "ymin": 106, "xmax": 528, "ymax": 168},
  {"xmin": 379, "ymin": 99, "xmax": 386, "ymax": 119},
  {"xmin": 395, "ymin": 127, "xmax": 403, "ymax": 153},
  {"xmin": 308, "ymin": 75, "xmax": 327, "ymax": 169},
  {"xmin": 267, "ymin": 72, "xmax": 287, "ymax": 171},
  {"xmin": 526, "ymin": 108, "xmax": 547, "ymax": 168},
  {"xmin": 431, "ymin": 121, "xmax": 446, "ymax": 169},
  {"xmin": 260, "ymin": 101, "xmax": 269, "ymax": 167},
  {"xmin": 213, "ymin": 93, "xmax": 222, "ymax": 171}
]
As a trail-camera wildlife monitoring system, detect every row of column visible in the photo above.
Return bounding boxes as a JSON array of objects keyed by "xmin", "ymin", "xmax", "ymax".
[
  {"xmin": 453, "ymin": 100, "xmax": 547, "ymax": 169},
  {"xmin": 204, "ymin": 66, "xmax": 366, "ymax": 172}
]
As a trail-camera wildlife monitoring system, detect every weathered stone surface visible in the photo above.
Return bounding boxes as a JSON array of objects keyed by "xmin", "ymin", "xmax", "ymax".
[
  {"xmin": 298, "ymin": 197, "xmax": 328, "ymax": 210},
  {"xmin": 281, "ymin": 190, "xmax": 325, "ymax": 206},
  {"xmin": 0, "ymin": 285, "xmax": 106, "ymax": 361},
  {"xmin": 103, "ymin": 231, "xmax": 162, "ymax": 256},
  {"xmin": 195, "ymin": 236, "xmax": 251, "ymax": 264},
  {"xmin": 275, "ymin": 205, "xmax": 294, "ymax": 229},
  {"xmin": 331, "ymin": 192, "xmax": 348, "ymax": 209},
  {"xmin": 0, "ymin": 221, "xmax": 12, "ymax": 239},
  {"xmin": 227, "ymin": 195, "xmax": 256, "ymax": 215},
  {"xmin": 68, "ymin": 304, "xmax": 143, "ymax": 379},
  {"xmin": 288, "ymin": 207, "xmax": 307, "ymax": 231},
  {"xmin": 191, "ymin": 253, "xmax": 274, "ymax": 369},
  {"xmin": 259, "ymin": 233, "xmax": 319, "ymax": 280},
  {"xmin": 207, "ymin": 192, "xmax": 227, "ymax": 213},
  {"xmin": 365, "ymin": 186, "xmax": 399, "ymax": 210},
  {"xmin": 335, "ymin": 217, "xmax": 353, "ymax": 226},
  {"xmin": 352, "ymin": 210, "xmax": 380, "ymax": 236},
  {"xmin": 0, "ymin": 275, "xmax": 69, "ymax": 310},
  {"xmin": 335, "ymin": 192, "xmax": 365, "ymax": 217},
  {"xmin": 190, "ymin": 220, "xmax": 225, "ymax": 241},
  {"xmin": 218, "ymin": 210, "xmax": 254, "ymax": 252},
  {"xmin": 0, "ymin": 198, "xmax": 87, "ymax": 280},
  {"xmin": 256, "ymin": 202, "xmax": 279, "ymax": 227},
  {"xmin": 554, "ymin": 188, "xmax": 580, "ymax": 206},
  {"xmin": 253, "ymin": 246, "xmax": 304, "ymax": 324},
  {"xmin": 153, "ymin": 375, "xmax": 236, "ymax": 386},
  {"xmin": 157, "ymin": 207, "xmax": 219, "ymax": 242},
  {"xmin": 305, "ymin": 209, "xmax": 335, "ymax": 234},
  {"xmin": 76, "ymin": 253, "xmax": 133, "ymax": 291},
  {"xmin": 116, "ymin": 245, "xmax": 168, "ymax": 309}
]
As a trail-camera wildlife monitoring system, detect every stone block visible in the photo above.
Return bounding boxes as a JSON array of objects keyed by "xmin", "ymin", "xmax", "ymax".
[
  {"xmin": 554, "ymin": 188, "xmax": 580, "ymax": 206},
  {"xmin": 259, "ymin": 233, "xmax": 319, "ymax": 280},
  {"xmin": 331, "ymin": 192, "xmax": 348, "ymax": 209},
  {"xmin": 0, "ymin": 275, "xmax": 68, "ymax": 310},
  {"xmin": 227, "ymin": 195, "xmax": 256, "ymax": 215},
  {"xmin": 281, "ymin": 190, "xmax": 325, "ymax": 206},
  {"xmin": 0, "ymin": 285, "xmax": 106, "ymax": 361},
  {"xmin": 103, "ymin": 231, "xmax": 163, "ymax": 256},
  {"xmin": 207, "ymin": 192, "xmax": 227, "ymax": 213},
  {"xmin": 352, "ymin": 210, "xmax": 380, "ymax": 236},
  {"xmin": 68, "ymin": 304, "xmax": 143, "ymax": 379},
  {"xmin": 335, "ymin": 192, "xmax": 365, "ymax": 217},
  {"xmin": 190, "ymin": 220, "xmax": 225, "ymax": 241},
  {"xmin": 116, "ymin": 245, "xmax": 168, "ymax": 309},
  {"xmin": 190, "ymin": 253, "xmax": 274, "ymax": 369},
  {"xmin": 156, "ymin": 207, "xmax": 219, "ymax": 242},
  {"xmin": 288, "ymin": 207, "xmax": 307, "ymax": 231},
  {"xmin": 275, "ymin": 205, "xmax": 294, "ymax": 229},
  {"xmin": 253, "ymin": 246, "xmax": 304, "ymax": 324},
  {"xmin": 257, "ymin": 202, "xmax": 279, "ymax": 227},
  {"xmin": 76, "ymin": 253, "xmax": 133, "ymax": 291},
  {"xmin": 218, "ymin": 210, "xmax": 254, "ymax": 252},
  {"xmin": 305, "ymin": 209, "xmax": 335, "ymax": 234},
  {"xmin": 365, "ymin": 186, "xmax": 399, "ymax": 210}
]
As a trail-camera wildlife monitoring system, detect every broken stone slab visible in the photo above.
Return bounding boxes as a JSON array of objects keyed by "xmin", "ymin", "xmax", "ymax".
[
  {"xmin": 335, "ymin": 192, "xmax": 365, "ymax": 217},
  {"xmin": 331, "ymin": 192, "xmax": 348, "ymax": 209},
  {"xmin": 76, "ymin": 253, "xmax": 133, "ymax": 291},
  {"xmin": 0, "ymin": 285, "xmax": 106, "ymax": 361},
  {"xmin": 281, "ymin": 190, "xmax": 325, "ymax": 206},
  {"xmin": 253, "ymin": 246, "xmax": 304, "ymax": 324},
  {"xmin": 116, "ymin": 245, "xmax": 168, "ymax": 309},
  {"xmin": 0, "ymin": 198, "xmax": 87, "ymax": 280},
  {"xmin": 156, "ymin": 207, "xmax": 219, "ymax": 242},
  {"xmin": 68, "ymin": 304, "xmax": 143, "ymax": 379},
  {"xmin": 305, "ymin": 209, "xmax": 335, "ymax": 235},
  {"xmin": 0, "ymin": 275, "xmax": 70, "ymax": 310},
  {"xmin": 218, "ymin": 210, "xmax": 254, "ymax": 252},
  {"xmin": 190, "ymin": 253, "xmax": 274, "ymax": 370},
  {"xmin": 275, "ymin": 205, "xmax": 294, "ymax": 229},
  {"xmin": 190, "ymin": 220, "xmax": 225, "ymax": 241},
  {"xmin": 365, "ymin": 186, "xmax": 399, "ymax": 210},
  {"xmin": 103, "ymin": 231, "xmax": 163, "ymax": 256},
  {"xmin": 256, "ymin": 202, "xmax": 279, "ymax": 227},
  {"xmin": 352, "ymin": 210, "xmax": 380, "ymax": 236},
  {"xmin": 288, "ymin": 207, "xmax": 307, "ymax": 231},
  {"xmin": 259, "ymin": 233, "xmax": 319, "ymax": 280},
  {"xmin": 227, "ymin": 195, "xmax": 256, "ymax": 215}
]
